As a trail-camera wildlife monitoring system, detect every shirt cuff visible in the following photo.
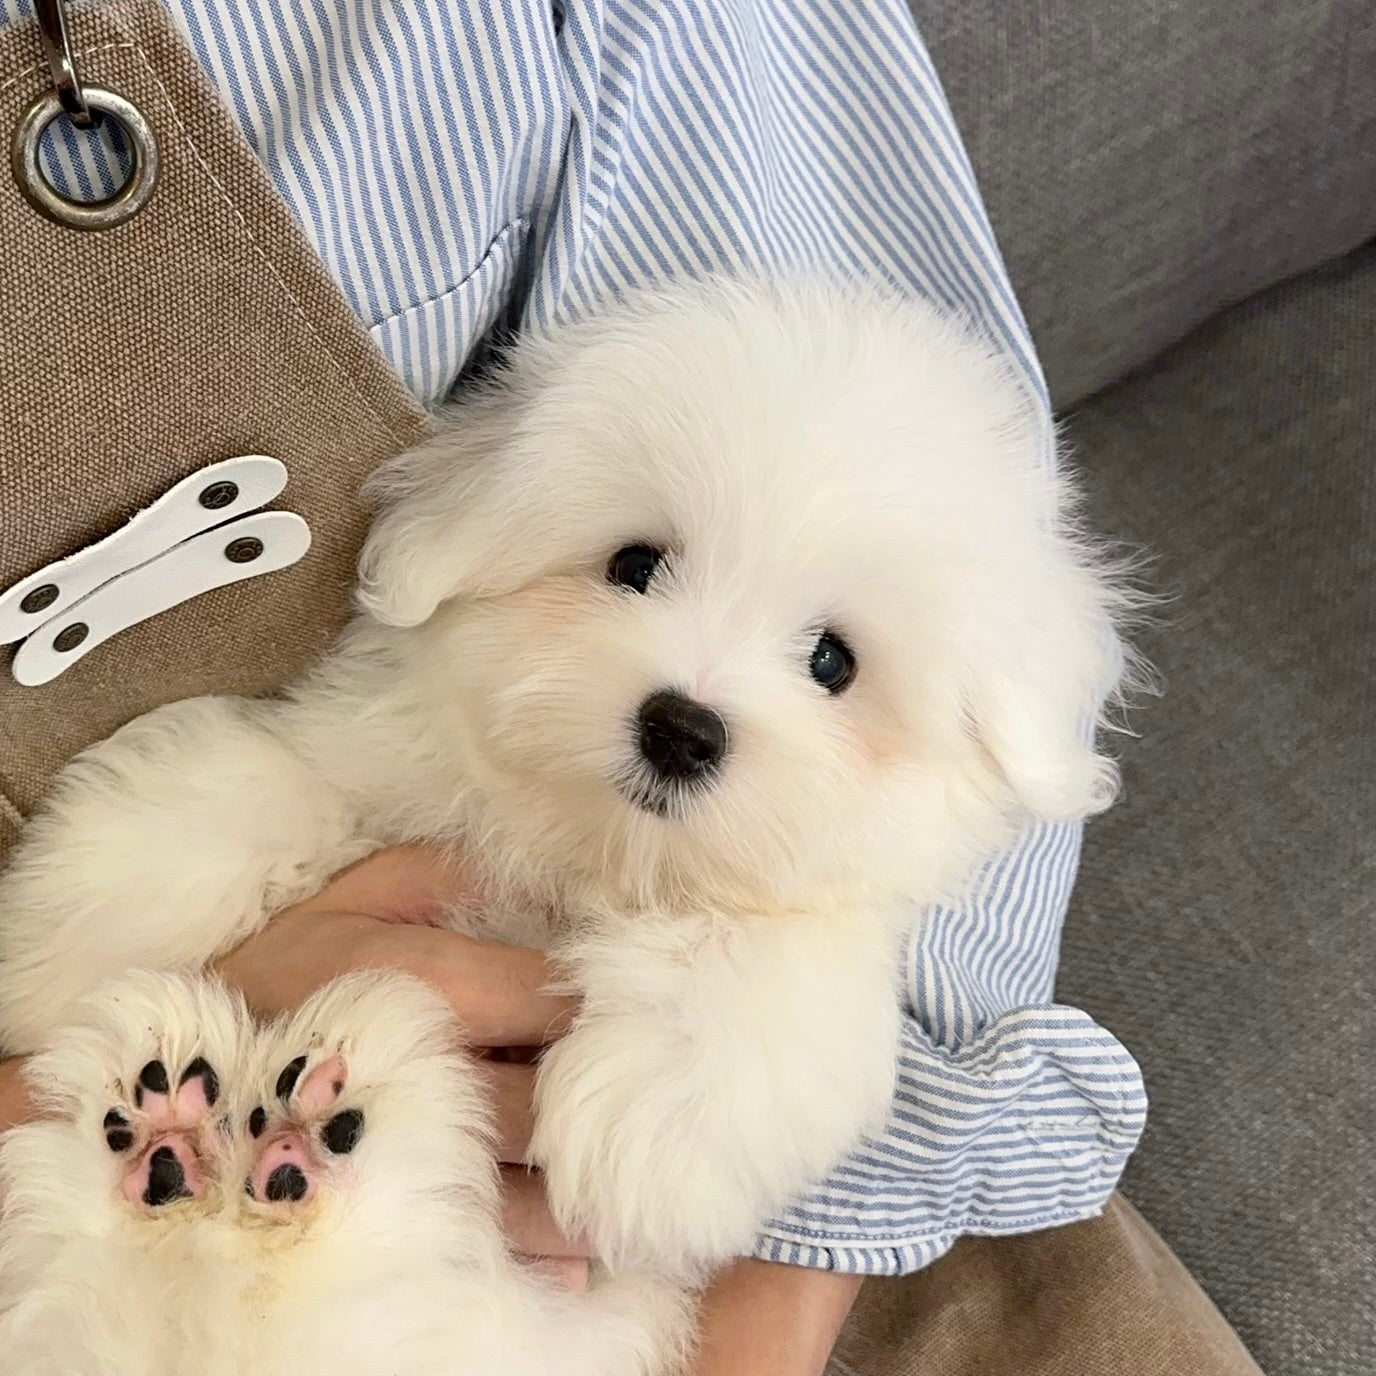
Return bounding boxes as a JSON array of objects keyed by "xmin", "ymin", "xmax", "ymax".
[{"xmin": 753, "ymin": 1004, "xmax": 1147, "ymax": 1275}]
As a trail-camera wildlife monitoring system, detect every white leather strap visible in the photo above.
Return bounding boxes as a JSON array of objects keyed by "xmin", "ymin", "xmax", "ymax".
[
  {"xmin": 0, "ymin": 455, "xmax": 287, "ymax": 645},
  {"xmin": 11, "ymin": 511, "xmax": 312, "ymax": 687}
]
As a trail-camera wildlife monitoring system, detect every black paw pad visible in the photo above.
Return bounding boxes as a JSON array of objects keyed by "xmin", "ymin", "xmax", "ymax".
[
  {"xmin": 134, "ymin": 1059, "xmax": 169, "ymax": 1107},
  {"xmin": 320, "ymin": 1109, "xmax": 364, "ymax": 1156},
  {"xmin": 275, "ymin": 1056, "xmax": 307, "ymax": 1102},
  {"xmin": 143, "ymin": 1146, "xmax": 189, "ymax": 1207},
  {"xmin": 179, "ymin": 1056, "xmax": 220, "ymax": 1107},
  {"xmin": 248, "ymin": 1106, "xmax": 267, "ymax": 1138},
  {"xmin": 264, "ymin": 1163, "xmax": 308, "ymax": 1203},
  {"xmin": 103, "ymin": 1108, "xmax": 133, "ymax": 1154}
]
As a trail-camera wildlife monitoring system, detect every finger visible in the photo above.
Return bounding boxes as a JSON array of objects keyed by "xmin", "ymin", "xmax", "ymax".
[
  {"xmin": 0, "ymin": 1056, "xmax": 35, "ymax": 1133},
  {"xmin": 222, "ymin": 908, "xmax": 576, "ymax": 1044},
  {"xmin": 500, "ymin": 1165, "xmax": 591, "ymax": 1259},
  {"xmin": 479, "ymin": 1060, "xmax": 536, "ymax": 1162},
  {"xmin": 518, "ymin": 1255, "xmax": 590, "ymax": 1291},
  {"xmin": 427, "ymin": 934, "xmax": 576, "ymax": 1047},
  {"xmin": 241, "ymin": 916, "xmax": 573, "ymax": 1048},
  {"xmin": 305, "ymin": 858, "xmax": 576, "ymax": 1046}
]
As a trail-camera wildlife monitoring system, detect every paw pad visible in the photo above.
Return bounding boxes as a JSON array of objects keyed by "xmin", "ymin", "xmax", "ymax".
[
  {"xmin": 144, "ymin": 1145, "xmax": 192, "ymax": 1206},
  {"xmin": 275, "ymin": 1056, "xmax": 307, "ymax": 1101},
  {"xmin": 100, "ymin": 1029, "xmax": 372, "ymax": 1220},
  {"xmin": 134, "ymin": 1059, "xmax": 169, "ymax": 1104},
  {"xmin": 103, "ymin": 1109, "xmax": 134, "ymax": 1154},
  {"xmin": 180, "ymin": 1057, "xmax": 220, "ymax": 1107},
  {"xmin": 264, "ymin": 1163, "xmax": 309, "ymax": 1203},
  {"xmin": 320, "ymin": 1109, "xmax": 364, "ymax": 1156}
]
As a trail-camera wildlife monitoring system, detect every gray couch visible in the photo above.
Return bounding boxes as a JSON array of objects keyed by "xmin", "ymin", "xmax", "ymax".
[{"xmin": 909, "ymin": 3, "xmax": 1376, "ymax": 1372}]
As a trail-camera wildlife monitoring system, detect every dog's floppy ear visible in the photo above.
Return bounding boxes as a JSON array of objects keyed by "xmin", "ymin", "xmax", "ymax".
[
  {"xmin": 357, "ymin": 399, "xmax": 520, "ymax": 627},
  {"xmin": 967, "ymin": 555, "xmax": 1129, "ymax": 824},
  {"xmin": 973, "ymin": 662, "xmax": 1119, "ymax": 823}
]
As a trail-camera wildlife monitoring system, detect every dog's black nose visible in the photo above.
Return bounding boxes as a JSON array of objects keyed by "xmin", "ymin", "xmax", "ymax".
[{"xmin": 637, "ymin": 691, "xmax": 728, "ymax": 781}]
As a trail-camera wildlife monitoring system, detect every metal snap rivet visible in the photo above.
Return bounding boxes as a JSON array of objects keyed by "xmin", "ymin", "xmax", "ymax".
[
  {"xmin": 20, "ymin": 583, "xmax": 60, "ymax": 615},
  {"xmin": 199, "ymin": 481, "xmax": 239, "ymax": 510},
  {"xmin": 11, "ymin": 86, "xmax": 160, "ymax": 231},
  {"xmin": 52, "ymin": 622, "xmax": 88, "ymax": 652},
  {"xmin": 225, "ymin": 536, "xmax": 264, "ymax": 564}
]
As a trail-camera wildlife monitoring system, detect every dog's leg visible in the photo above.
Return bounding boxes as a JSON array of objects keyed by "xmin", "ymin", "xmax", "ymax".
[
  {"xmin": 0, "ymin": 696, "xmax": 368, "ymax": 1054},
  {"xmin": 531, "ymin": 909, "xmax": 903, "ymax": 1277},
  {"xmin": 0, "ymin": 973, "xmax": 251, "ymax": 1375},
  {"xmin": 237, "ymin": 971, "xmax": 537, "ymax": 1376},
  {"xmin": 241, "ymin": 971, "xmax": 691, "ymax": 1376},
  {"xmin": 16, "ymin": 972, "xmax": 247, "ymax": 1212},
  {"xmin": 241, "ymin": 969, "xmax": 500, "ymax": 1232}
]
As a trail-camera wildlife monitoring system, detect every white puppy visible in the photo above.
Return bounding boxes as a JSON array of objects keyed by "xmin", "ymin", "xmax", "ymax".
[
  {"xmin": 0, "ymin": 277, "xmax": 1128, "ymax": 1294},
  {"xmin": 0, "ymin": 970, "xmax": 685, "ymax": 1376}
]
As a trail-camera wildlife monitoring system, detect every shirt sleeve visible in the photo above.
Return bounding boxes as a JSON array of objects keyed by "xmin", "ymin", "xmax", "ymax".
[{"xmin": 754, "ymin": 825, "xmax": 1148, "ymax": 1273}]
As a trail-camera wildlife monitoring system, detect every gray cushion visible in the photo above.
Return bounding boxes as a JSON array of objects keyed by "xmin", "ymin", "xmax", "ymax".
[
  {"xmin": 1058, "ymin": 244, "xmax": 1376, "ymax": 1374},
  {"xmin": 912, "ymin": 0, "xmax": 1376, "ymax": 407}
]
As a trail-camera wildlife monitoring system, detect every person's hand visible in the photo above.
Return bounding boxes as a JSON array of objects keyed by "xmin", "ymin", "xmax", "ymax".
[
  {"xmin": 691, "ymin": 1259, "xmax": 861, "ymax": 1376},
  {"xmin": 215, "ymin": 845, "xmax": 573, "ymax": 1041},
  {"xmin": 216, "ymin": 845, "xmax": 591, "ymax": 1285}
]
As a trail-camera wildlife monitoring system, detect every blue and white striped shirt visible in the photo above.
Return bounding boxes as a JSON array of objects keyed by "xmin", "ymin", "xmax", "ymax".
[{"xmin": 3, "ymin": 0, "xmax": 1146, "ymax": 1273}]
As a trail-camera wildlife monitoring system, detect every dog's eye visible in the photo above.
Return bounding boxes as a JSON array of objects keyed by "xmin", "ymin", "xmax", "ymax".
[
  {"xmin": 607, "ymin": 545, "xmax": 664, "ymax": 594},
  {"xmin": 809, "ymin": 632, "xmax": 856, "ymax": 694}
]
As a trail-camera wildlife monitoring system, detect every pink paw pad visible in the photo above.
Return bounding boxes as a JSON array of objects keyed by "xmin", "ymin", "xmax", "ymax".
[
  {"xmin": 246, "ymin": 1056, "xmax": 355, "ymax": 1208},
  {"xmin": 295, "ymin": 1056, "xmax": 348, "ymax": 1117},
  {"xmin": 120, "ymin": 1133, "xmax": 206, "ymax": 1207},
  {"xmin": 108, "ymin": 1057, "xmax": 220, "ymax": 1209},
  {"xmin": 248, "ymin": 1132, "xmax": 317, "ymax": 1204}
]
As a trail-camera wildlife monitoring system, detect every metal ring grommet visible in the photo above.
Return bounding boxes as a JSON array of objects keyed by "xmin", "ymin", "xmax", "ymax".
[{"xmin": 11, "ymin": 86, "xmax": 159, "ymax": 231}]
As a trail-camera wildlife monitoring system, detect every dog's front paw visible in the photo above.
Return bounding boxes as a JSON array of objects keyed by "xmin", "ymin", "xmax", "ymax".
[
  {"xmin": 103, "ymin": 1052, "xmax": 225, "ymax": 1210},
  {"xmin": 240, "ymin": 1049, "xmax": 363, "ymax": 1209},
  {"xmin": 9, "ymin": 971, "xmax": 251, "ymax": 1219},
  {"xmin": 530, "ymin": 917, "xmax": 902, "ymax": 1278},
  {"xmin": 531, "ymin": 1023, "xmax": 767, "ymax": 1276},
  {"xmin": 241, "ymin": 970, "xmax": 496, "ymax": 1221}
]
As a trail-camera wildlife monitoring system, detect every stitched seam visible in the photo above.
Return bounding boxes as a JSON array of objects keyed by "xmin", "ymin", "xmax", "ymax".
[
  {"xmin": 761, "ymin": 1202, "xmax": 1110, "ymax": 1248},
  {"xmin": 0, "ymin": 41, "xmax": 136, "ymax": 95},
  {"xmin": 366, "ymin": 218, "xmax": 527, "ymax": 333},
  {"xmin": 115, "ymin": 37, "xmax": 402, "ymax": 430}
]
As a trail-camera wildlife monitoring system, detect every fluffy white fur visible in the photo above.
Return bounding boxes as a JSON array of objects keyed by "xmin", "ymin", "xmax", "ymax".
[
  {"xmin": 0, "ymin": 277, "xmax": 1129, "ymax": 1326},
  {"xmin": 0, "ymin": 970, "xmax": 685, "ymax": 1376}
]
